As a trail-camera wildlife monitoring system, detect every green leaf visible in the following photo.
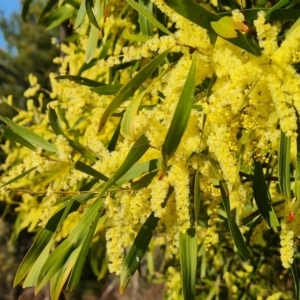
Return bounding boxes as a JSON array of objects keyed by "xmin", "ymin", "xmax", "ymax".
[
  {"xmin": 165, "ymin": 0, "xmax": 218, "ymax": 31},
  {"xmin": 121, "ymin": 89, "xmax": 148, "ymax": 141},
  {"xmin": 0, "ymin": 116, "xmax": 57, "ymax": 154},
  {"xmin": 48, "ymin": 107, "xmax": 65, "ymax": 136},
  {"xmin": 211, "ymin": 16, "xmax": 237, "ymax": 39},
  {"xmin": 265, "ymin": 0, "xmax": 290, "ymax": 20},
  {"xmin": 41, "ymin": 5, "xmax": 75, "ymax": 30},
  {"xmin": 92, "ymin": 84, "xmax": 123, "ymax": 95},
  {"xmin": 126, "ymin": 0, "xmax": 171, "ymax": 35},
  {"xmin": 1, "ymin": 125, "xmax": 36, "ymax": 151},
  {"xmin": 39, "ymin": 0, "xmax": 59, "ymax": 21},
  {"xmin": 85, "ymin": 0, "xmax": 103, "ymax": 63},
  {"xmin": 122, "ymin": 25, "xmax": 152, "ymax": 42},
  {"xmin": 165, "ymin": 0, "xmax": 261, "ymax": 56},
  {"xmin": 55, "ymin": 75, "xmax": 105, "ymax": 87},
  {"xmin": 0, "ymin": 167, "xmax": 37, "ymax": 188},
  {"xmin": 36, "ymin": 196, "xmax": 104, "ymax": 290},
  {"xmin": 286, "ymin": 17, "xmax": 300, "ymax": 36},
  {"xmin": 278, "ymin": 130, "xmax": 291, "ymax": 200},
  {"xmin": 74, "ymin": 0, "xmax": 87, "ymax": 29},
  {"xmin": 219, "ymin": 8, "xmax": 300, "ymax": 20},
  {"xmin": 161, "ymin": 53, "xmax": 196, "ymax": 171},
  {"xmin": 23, "ymin": 238, "xmax": 53, "ymax": 288},
  {"xmin": 86, "ymin": 0, "xmax": 102, "ymax": 30},
  {"xmin": 85, "ymin": 19, "xmax": 99, "ymax": 63},
  {"xmin": 75, "ymin": 161, "xmax": 109, "ymax": 181},
  {"xmin": 22, "ymin": 0, "xmax": 34, "ymax": 21},
  {"xmin": 291, "ymin": 260, "xmax": 300, "ymax": 300},
  {"xmin": 291, "ymin": 125, "xmax": 300, "ymax": 218},
  {"xmin": 50, "ymin": 246, "xmax": 82, "ymax": 300},
  {"xmin": 68, "ymin": 213, "xmax": 106, "ymax": 290},
  {"xmin": 252, "ymin": 161, "xmax": 279, "ymax": 227},
  {"xmin": 107, "ymin": 121, "xmax": 121, "ymax": 152},
  {"xmin": 103, "ymin": 135, "xmax": 150, "ymax": 191},
  {"xmin": 138, "ymin": 0, "xmax": 153, "ymax": 36},
  {"xmin": 48, "ymin": 108, "xmax": 97, "ymax": 162},
  {"xmin": 179, "ymin": 227, "xmax": 197, "ymax": 300},
  {"xmin": 98, "ymin": 47, "xmax": 172, "ymax": 132},
  {"xmin": 116, "ymin": 158, "xmax": 160, "ymax": 186},
  {"xmin": 14, "ymin": 229, "xmax": 54, "ymax": 286},
  {"xmin": 220, "ymin": 184, "xmax": 250, "ymax": 260},
  {"xmin": 120, "ymin": 212, "xmax": 160, "ymax": 294},
  {"xmin": 240, "ymin": 200, "xmax": 284, "ymax": 225}
]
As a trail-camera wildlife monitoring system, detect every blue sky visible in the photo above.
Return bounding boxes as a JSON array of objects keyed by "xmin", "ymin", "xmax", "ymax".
[{"xmin": 0, "ymin": 1, "xmax": 21, "ymax": 49}]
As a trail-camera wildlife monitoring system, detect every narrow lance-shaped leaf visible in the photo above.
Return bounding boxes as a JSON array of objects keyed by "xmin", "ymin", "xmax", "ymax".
[
  {"xmin": 290, "ymin": 124, "xmax": 300, "ymax": 220},
  {"xmin": 278, "ymin": 130, "xmax": 291, "ymax": 200},
  {"xmin": 85, "ymin": 0, "xmax": 103, "ymax": 63},
  {"xmin": 43, "ymin": 6, "xmax": 75, "ymax": 30},
  {"xmin": 55, "ymin": 75, "xmax": 105, "ymax": 87},
  {"xmin": 98, "ymin": 47, "xmax": 172, "ymax": 132},
  {"xmin": 165, "ymin": 0, "xmax": 261, "ymax": 56},
  {"xmin": 14, "ymin": 229, "xmax": 54, "ymax": 286},
  {"xmin": 138, "ymin": 0, "xmax": 153, "ymax": 36},
  {"xmin": 85, "ymin": 0, "xmax": 102, "ymax": 30},
  {"xmin": 36, "ymin": 196, "xmax": 104, "ymax": 291},
  {"xmin": 36, "ymin": 135, "xmax": 149, "ymax": 290},
  {"xmin": 252, "ymin": 161, "xmax": 279, "ymax": 227},
  {"xmin": 121, "ymin": 65, "xmax": 171, "ymax": 141},
  {"xmin": 74, "ymin": 0, "xmax": 86, "ymax": 28},
  {"xmin": 22, "ymin": 0, "xmax": 34, "ymax": 21},
  {"xmin": 220, "ymin": 184, "xmax": 250, "ymax": 260},
  {"xmin": 1, "ymin": 125, "xmax": 36, "ymax": 151},
  {"xmin": 75, "ymin": 161, "xmax": 109, "ymax": 182},
  {"xmin": 92, "ymin": 84, "xmax": 123, "ymax": 95},
  {"xmin": 48, "ymin": 108, "xmax": 97, "ymax": 162},
  {"xmin": 265, "ymin": 0, "xmax": 290, "ymax": 20},
  {"xmin": 120, "ymin": 212, "xmax": 159, "ymax": 294},
  {"xmin": 23, "ymin": 238, "xmax": 53, "ymax": 288},
  {"xmin": 0, "ymin": 116, "xmax": 57, "ymax": 154},
  {"xmin": 179, "ymin": 227, "xmax": 197, "ymax": 300},
  {"xmin": 68, "ymin": 213, "xmax": 106, "ymax": 290},
  {"xmin": 0, "ymin": 167, "xmax": 37, "ymax": 188},
  {"xmin": 291, "ymin": 260, "xmax": 300, "ymax": 300},
  {"xmin": 120, "ymin": 187, "xmax": 173, "ymax": 293},
  {"xmin": 126, "ymin": 0, "xmax": 171, "ymax": 35},
  {"xmin": 50, "ymin": 246, "xmax": 82, "ymax": 300},
  {"xmin": 122, "ymin": 25, "xmax": 152, "ymax": 42},
  {"xmin": 161, "ymin": 53, "xmax": 197, "ymax": 173}
]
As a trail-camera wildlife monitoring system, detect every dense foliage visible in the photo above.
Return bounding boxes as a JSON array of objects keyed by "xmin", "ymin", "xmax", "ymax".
[{"xmin": 1, "ymin": 0, "xmax": 300, "ymax": 299}]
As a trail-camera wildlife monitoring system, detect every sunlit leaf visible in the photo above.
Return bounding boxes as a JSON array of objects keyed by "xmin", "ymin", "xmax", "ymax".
[
  {"xmin": 98, "ymin": 48, "xmax": 172, "ymax": 132},
  {"xmin": 120, "ymin": 212, "xmax": 160, "ymax": 294},
  {"xmin": 0, "ymin": 167, "xmax": 37, "ymax": 188},
  {"xmin": 122, "ymin": 25, "xmax": 152, "ymax": 42},
  {"xmin": 278, "ymin": 130, "xmax": 291, "ymax": 200},
  {"xmin": 162, "ymin": 53, "xmax": 196, "ymax": 172},
  {"xmin": 252, "ymin": 161, "xmax": 279, "ymax": 227},
  {"xmin": 179, "ymin": 227, "xmax": 197, "ymax": 300},
  {"xmin": 0, "ymin": 116, "xmax": 57, "ymax": 153},
  {"xmin": 211, "ymin": 16, "xmax": 237, "ymax": 39},
  {"xmin": 75, "ymin": 161, "xmax": 109, "ymax": 182},
  {"xmin": 56, "ymin": 75, "xmax": 104, "ymax": 87},
  {"xmin": 74, "ymin": 0, "xmax": 86, "ymax": 28},
  {"xmin": 220, "ymin": 184, "xmax": 250, "ymax": 260},
  {"xmin": 126, "ymin": 0, "xmax": 171, "ymax": 35}
]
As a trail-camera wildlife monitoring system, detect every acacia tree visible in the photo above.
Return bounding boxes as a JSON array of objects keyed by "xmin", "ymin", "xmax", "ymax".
[{"xmin": 1, "ymin": 0, "xmax": 300, "ymax": 299}]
